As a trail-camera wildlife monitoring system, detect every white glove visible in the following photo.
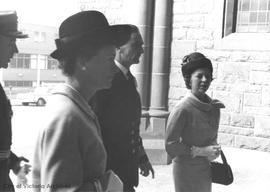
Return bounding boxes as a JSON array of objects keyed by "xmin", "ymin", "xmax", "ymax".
[{"xmin": 191, "ymin": 145, "xmax": 221, "ymax": 159}]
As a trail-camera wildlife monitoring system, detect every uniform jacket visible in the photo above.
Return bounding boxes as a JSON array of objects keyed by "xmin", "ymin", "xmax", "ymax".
[
  {"xmin": 0, "ymin": 83, "xmax": 19, "ymax": 192},
  {"xmin": 0, "ymin": 83, "xmax": 12, "ymax": 152},
  {"xmin": 91, "ymin": 70, "xmax": 148, "ymax": 188},
  {"xmin": 32, "ymin": 84, "xmax": 107, "ymax": 192}
]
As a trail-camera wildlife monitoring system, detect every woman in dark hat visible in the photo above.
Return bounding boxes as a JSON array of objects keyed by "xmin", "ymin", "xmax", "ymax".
[
  {"xmin": 32, "ymin": 11, "xmax": 131, "ymax": 192},
  {"xmin": 165, "ymin": 52, "xmax": 225, "ymax": 192}
]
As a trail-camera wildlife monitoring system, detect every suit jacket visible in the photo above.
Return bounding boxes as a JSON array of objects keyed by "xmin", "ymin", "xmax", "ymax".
[
  {"xmin": 91, "ymin": 71, "xmax": 149, "ymax": 188},
  {"xmin": 32, "ymin": 84, "xmax": 107, "ymax": 192}
]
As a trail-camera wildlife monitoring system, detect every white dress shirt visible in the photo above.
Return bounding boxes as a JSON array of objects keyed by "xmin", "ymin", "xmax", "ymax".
[{"xmin": 114, "ymin": 60, "xmax": 129, "ymax": 79}]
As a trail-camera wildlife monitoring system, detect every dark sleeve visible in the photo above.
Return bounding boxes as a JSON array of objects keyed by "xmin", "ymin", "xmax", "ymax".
[
  {"xmin": 0, "ymin": 86, "xmax": 12, "ymax": 151},
  {"xmin": 9, "ymin": 151, "xmax": 19, "ymax": 170},
  {"xmin": 89, "ymin": 89, "xmax": 110, "ymax": 117},
  {"xmin": 137, "ymin": 137, "xmax": 149, "ymax": 164}
]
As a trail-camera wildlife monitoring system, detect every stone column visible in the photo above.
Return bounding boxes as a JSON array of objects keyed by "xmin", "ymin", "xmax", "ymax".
[
  {"xmin": 149, "ymin": 0, "xmax": 172, "ymax": 114},
  {"xmin": 123, "ymin": 0, "xmax": 155, "ymax": 110},
  {"xmin": 140, "ymin": 0, "xmax": 173, "ymax": 164}
]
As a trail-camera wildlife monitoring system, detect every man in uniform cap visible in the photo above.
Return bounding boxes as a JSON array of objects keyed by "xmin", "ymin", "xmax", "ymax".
[{"xmin": 0, "ymin": 11, "xmax": 31, "ymax": 192}]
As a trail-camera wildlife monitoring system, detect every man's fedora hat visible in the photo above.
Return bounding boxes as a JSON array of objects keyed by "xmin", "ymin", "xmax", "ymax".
[
  {"xmin": 51, "ymin": 11, "xmax": 132, "ymax": 60},
  {"xmin": 0, "ymin": 11, "xmax": 28, "ymax": 38}
]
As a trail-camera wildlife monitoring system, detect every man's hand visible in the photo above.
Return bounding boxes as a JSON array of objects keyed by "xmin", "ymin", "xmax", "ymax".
[
  {"xmin": 12, "ymin": 156, "xmax": 31, "ymax": 175},
  {"xmin": 139, "ymin": 161, "xmax": 155, "ymax": 178},
  {"xmin": 16, "ymin": 164, "xmax": 31, "ymax": 185}
]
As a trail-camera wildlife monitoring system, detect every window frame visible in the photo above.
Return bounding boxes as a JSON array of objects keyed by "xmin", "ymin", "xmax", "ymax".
[
  {"xmin": 9, "ymin": 53, "xmax": 31, "ymax": 69},
  {"xmin": 215, "ymin": 0, "xmax": 270, "ymax": 51},
  {"xmin": 46, "ymin": 56, "xmax": 59, "ymax": 70}
]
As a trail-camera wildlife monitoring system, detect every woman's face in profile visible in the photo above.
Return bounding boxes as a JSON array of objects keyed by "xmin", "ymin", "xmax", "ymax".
[
  {"xmin": 189, "ymin": 68, "xmax": 212, "ymax": 97},
  {"xmin": 86, "ymin": 44, "xmax": 118, "ymax": 90}
]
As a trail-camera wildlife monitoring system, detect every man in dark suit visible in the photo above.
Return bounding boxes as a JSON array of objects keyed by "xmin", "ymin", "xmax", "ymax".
[
  {"xmin": 0, "ymin": 11, "xmax": 31, "ymax": 191},
  {"xmin": 91, "ymin": 25, "xmax": 154, "ymax": 192}
]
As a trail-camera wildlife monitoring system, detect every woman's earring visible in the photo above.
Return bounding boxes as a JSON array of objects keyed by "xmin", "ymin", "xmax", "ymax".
[{"xmin": 81, "ymin": 66, "xmax": 86, "ymax": 71}]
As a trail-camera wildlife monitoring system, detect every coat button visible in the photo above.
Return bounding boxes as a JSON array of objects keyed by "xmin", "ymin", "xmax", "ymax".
[
  {"xmin": 131, "ymin": 121, "xmax": 136, "ymax": 126},
  {"xmin": 132, "ymin": 149, "xmax": 136, "ymax": 154},
  {"xmin": 131, "ymin": 130, "xmax": 135, "ymax": 135},
  {"xmin": 131, "ymin": 139, "xmax": 135, "ymax": 144}
]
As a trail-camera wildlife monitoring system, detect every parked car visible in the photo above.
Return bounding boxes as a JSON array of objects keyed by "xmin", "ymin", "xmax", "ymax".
[{"xmin": 16, "ymin": 86, "xmax": 53, "ymax": 106}]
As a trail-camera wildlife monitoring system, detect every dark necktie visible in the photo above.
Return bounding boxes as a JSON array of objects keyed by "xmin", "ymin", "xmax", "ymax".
[{"xmin": 127, "ymin": 71, "xmax": 137, "ymax": 87}]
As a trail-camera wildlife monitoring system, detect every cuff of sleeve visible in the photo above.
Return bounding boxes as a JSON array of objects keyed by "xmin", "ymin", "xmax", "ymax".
[
  {"xmin": 139, "ymin": 154, "xmax": 149, "ymax": 165},
  {"xmin": 9, "ymin": 151, "xmax": 19, "ymax": 171},
  {"xmin": 94, "ymin": 180, "xmax": 103, "ymax": 192}
]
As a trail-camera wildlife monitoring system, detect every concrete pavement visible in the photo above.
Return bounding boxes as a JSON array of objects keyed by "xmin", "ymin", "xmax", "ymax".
[
  {"xmin": 8, "ymin": 106, "xmax": 270, "ymax": 192},
  {"xmin": 136, "ymin": 147, "xmax": 270, "ymax": 192},
  {"xmin": 10, "ymin": 146, "xmax": 270, "ymax": 192}
]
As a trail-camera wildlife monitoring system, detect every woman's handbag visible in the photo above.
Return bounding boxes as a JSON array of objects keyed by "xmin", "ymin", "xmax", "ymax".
[{"xmin": 210, "ymin": 150, "xmax": 234, "ymax": 185}]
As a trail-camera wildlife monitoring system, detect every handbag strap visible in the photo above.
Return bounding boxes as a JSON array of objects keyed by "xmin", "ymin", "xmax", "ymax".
[{"xmin": 220, "ymin": 150, "xmax": 228, "ymax": 165}]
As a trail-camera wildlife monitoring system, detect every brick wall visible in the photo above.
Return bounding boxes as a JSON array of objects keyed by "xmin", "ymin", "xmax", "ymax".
[{"xmin": 170, "ymin": 0, "xmax": 270, "ymax": 152}]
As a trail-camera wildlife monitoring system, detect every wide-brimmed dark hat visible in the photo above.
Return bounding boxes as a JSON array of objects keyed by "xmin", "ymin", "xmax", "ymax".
[
  {"xmin": 51, "ymin": 11, "xmax": 132, "ymax": 59},
  {"xmin": 0, "ymin": 11, "xmax": 28, "ymax": 38}
]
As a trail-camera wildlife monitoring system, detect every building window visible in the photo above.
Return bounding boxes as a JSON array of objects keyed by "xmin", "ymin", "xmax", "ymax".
[
  {"xmin": 47, "ymin": 56, "xmax": 59, "ymax": 70},
  {"xmin": 223, "ymin": 0, "xmax": 270, "ymax": 36},
  {"xmin": 30, "ymin": 55, "xmax": 38, "ymax": 69},
  {"xmin": 4, "ymin": 81, "xmax": 33, "ymax": 87},
  {"xmin": 33, "ymin": 31, "xmax": 39, "ymax": 42},
  {"xmin": 9, "ymin": 54, "xmax": 31, "ymax": 69},
  {"xmin": 33, "ymin": 31, "xmax": 46, "ymax": 42},
  {"xmin": 39, "ymin": 55, "xmax": 47, "ymax": 70},
  {"xmin": 237, "ymin": 0, "xmax": 270, "ymax": 32}
]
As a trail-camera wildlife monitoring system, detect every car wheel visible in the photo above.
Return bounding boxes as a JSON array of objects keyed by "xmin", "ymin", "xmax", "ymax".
[
  {"xmin": 22, "ymin": 102, "xmax": 29, "ymax": 106},
  {"xmin": 37, "ymin": 98, "xmax": 46, "ymax": 106}
]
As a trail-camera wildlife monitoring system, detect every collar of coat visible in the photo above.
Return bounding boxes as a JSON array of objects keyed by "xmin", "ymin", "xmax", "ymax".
[
  {"xmin": 52, "ymin": 83, "xmax": 98, "ymax": 121},
  {"xmin": 183, "ymin": 92, "xmax": 225, "ymax": 112}
]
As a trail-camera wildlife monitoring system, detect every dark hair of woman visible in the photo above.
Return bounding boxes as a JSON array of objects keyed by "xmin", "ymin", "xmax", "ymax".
[
  {"xmin": 181, "ymin": 52, "xmax": 213, "ymax": 89},
  {"xmin": 57, "ymin": 43, "xmax": 103, "ymax": 76}
]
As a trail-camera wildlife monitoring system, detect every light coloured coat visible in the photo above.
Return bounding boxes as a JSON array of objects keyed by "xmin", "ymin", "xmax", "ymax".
[{"xmin": 32, "ymin": 84, "xmax": 107, "ymax": 192}]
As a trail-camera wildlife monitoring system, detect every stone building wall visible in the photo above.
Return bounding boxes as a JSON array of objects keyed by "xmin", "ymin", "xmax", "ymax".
[
  {"xmin": 170, "ymin": 0, "xmax": 270, "ymax": 152},
  {"xmin": 77, "ymin": 0, "xmax": 126, "ymax": 24},
  {"xmin": 77, "ymin": 0, "xmax": 270, "ymax": 153}
]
